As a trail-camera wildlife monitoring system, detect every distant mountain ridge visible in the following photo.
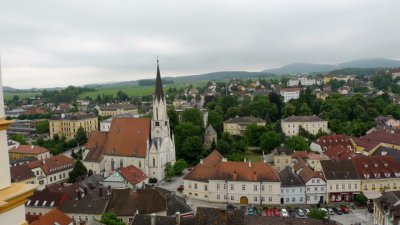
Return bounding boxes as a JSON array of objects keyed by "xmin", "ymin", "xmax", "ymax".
[{"xmin": 263, "ymin": 58, "xmax": 400, "ymax": 74}]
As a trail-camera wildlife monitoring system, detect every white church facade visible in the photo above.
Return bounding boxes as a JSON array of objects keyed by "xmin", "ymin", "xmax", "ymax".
[{"xmin": 83, "ymin": 61, "xmax": 176, "ymax": 181}]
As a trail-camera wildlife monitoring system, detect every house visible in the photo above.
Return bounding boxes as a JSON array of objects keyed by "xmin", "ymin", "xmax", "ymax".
[
  {"xmin": 27, "ymin": 154, "xmax": 75, "ymax": 190},
  {"xmin": 10, "ymin": 163, "xmax": 36, "ymax": 185},
  {"xmin": 59, "ymin": 198, "xmax": 108, "ymax": 224},
  {"xmin": 324, "ymin": 146, "xmax": 359, "ymax": 160},
  {"xmin": 280, "ymin": 87, "xmax": 300, "ymax": 102},
  {"xmin": 30, "ymin": 209, "xmax": 73, "ymax": 225},
  {"xmin": 84, "ymin": 62, "xmax": 176, "ymax": 181},
  {"xmin": 223, "ymin": 117, "xmax": 266, "ymax": 136},
  {"xmin": 281, "ymin": 115, "xmax": 329, "ymax": 137},
  {"xmin": 8, "ymin": 144, "xmax": 50, "ymax": 161},
  {"xmin": 98, "ymin": 103, "xmax": 139, "ymax": 117},
  {"xmin": 49, "ymin": 112, "xmax": 98, "ymax": 140},
  {"xmin": 132, "ymin": 213, "xmax": 194, "ymax": 225},
  {"xmin": 374, "ymin": 191, "xmax": 400, "ymax": 225},
  {"xmin": 272, "ymin": 146, "xmax": 293, "ymax": 172},
  {"xmin": 292, "ymin": 157, "xmax": 326, "ymax": 204},
  {"xmin": 204, "ymin": 124, "xmax": 217, "ymax": 149},
  {"xmin": 183, "ymin": 150, "xmax": 281, "ymax": 205},
  {"xmin": 310, "ymin": 134, "xmax": 355, "ymax": 153},
  {"xmin": 83, "ymin": 131, "xmax": 107, "ymax": 175},
  {"xmin": 101, "ymin": 165, "xmax": 148, "ymax": 189},
  {"xmin": 320, "ymin": 160, "xmax": 361, "ymax": 203},
  {"xmin": 352, "ymin": 156, "xmax": 400, "ymax": 194},
  {"xmin": 25, "ymin": 189, "xmax": 70, "ymax": 216},
  {"xmin": 279, "ymin": 167, "xmax": 306, "ymax": 205},
  {"xmin": 354, "ymin": 130, "xmax": 400, "ymax": 155}
]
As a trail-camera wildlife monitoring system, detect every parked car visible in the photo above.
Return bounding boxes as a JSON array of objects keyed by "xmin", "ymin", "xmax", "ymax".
[
  {"xmin": 247, "ymin": 207, "xmax": 255, "ymax": 215},
  {"xmin": 177, "ymin": 185, "xmax": 184, "ymax": 191},
  {"xmin": 327, "ymin": 208, "xmax": 335, "ymax": 215},
  {"xmin": 319, "ymin": 208, "xmax": 328, "ymax": 214},
  {"xmin": 332, "ymin": 207, "xmax": 343, "ymax": 215},
  {"xmin": 265, "ymin": 208, "xmax": 272, "ymax": 216},
  {"xmin": 288, "ymin": 209, "xmax": 296, "ymax": 217},
  {"xmin": 303, "ymin": 208, "xmax": 310, "ymax": 215},
  {"xmin": 340, "ymin": 205, "xmax": 350, "ymax": 214},
  {"xmin": 273, "ymin": 208, "xmax": 280, "ymax": 217},
  {"xmin": 281, "ymin": 208, "xmax": 289, "ymax": 217},
  {"xmin": 296, "ymin": 209, "xmax": 305, "ymax": 217},
  {"xmin": 226, "ymin": 204, "xmax": 237, "ymax": 210}
]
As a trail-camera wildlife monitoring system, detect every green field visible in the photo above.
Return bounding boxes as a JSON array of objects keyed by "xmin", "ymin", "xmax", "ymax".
[
  {"xmin": 79, "ymin": 81, "xmax": 208, "ymax": 99},
  {"xmin": 244, "ymin": 150, "xmax": 262, "ymax": 162},
  {"xmin": 4, "ymin": 92, "xmax": 41, "ymax": 101}
]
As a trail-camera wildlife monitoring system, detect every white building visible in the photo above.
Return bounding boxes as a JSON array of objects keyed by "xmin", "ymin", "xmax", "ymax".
[
  {"xmin": 280, "ymin": 88, "xmax": 301, "ymax": 102},
  {"xmin": 281, "ymin": 115, "xmax": 329, "ymax": 137},
  {"xmin": 287, "ymin": 77, "xmax": 316, "ymax": 87},
  {"xmin": 279, "ymin": 167, "xmax": 306, "ymax": 205},
  {"xmin": 183, "ymin": 151, "xmax": 281, "ymax": 205}
]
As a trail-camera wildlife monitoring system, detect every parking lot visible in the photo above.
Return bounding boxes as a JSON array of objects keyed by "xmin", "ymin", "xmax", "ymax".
[{"xmin": 330, "ymin": 209, "xmax": 374, "ymax": 225}]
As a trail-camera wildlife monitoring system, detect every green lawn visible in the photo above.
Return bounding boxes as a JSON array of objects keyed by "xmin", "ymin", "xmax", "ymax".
[
  {"xmin": 4, "ymin": 92, "xmax": 41, "ymax": 101},
  {"xmin": 244, "ymin": 150, "xmax": 262, "ymax": 162}
]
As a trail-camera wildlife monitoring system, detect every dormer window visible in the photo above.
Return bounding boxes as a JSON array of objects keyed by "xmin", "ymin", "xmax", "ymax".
[
  {"xmin": 384, "ymin": 173, "xmax": 390, "ymax": 178},
  {"xmin": 364, "ymin": 164, "xmax": 368, "ymax": 168},
  {"xmin": 364, "ymin": 174, "xmax": 370, "ymax": 179},
  {"xmin": 384, "ymin": 163, "xmax": 389, "ymax": 167},
  {"xmin": 374, "ymin": 163, "xmax": 378, "ymax": 167},
  {"xmin": 395, "ymin": 173, "xmax": 400, "ymax": 178},
  {"xmin": 374, "ymin": 173, "xmax": 380, "ymax": 178}
]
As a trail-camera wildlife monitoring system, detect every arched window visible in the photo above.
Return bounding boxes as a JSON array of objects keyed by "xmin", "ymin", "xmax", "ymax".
[
  {"xmin": 153, "ymin": 157, "xmax": 155, "ymax": 167},
  {"xmin": 111, "ymin": 159, "xmax": 115, "ymax": 171},
  {"xmin": 139, "ymin": 161, "xmax": 141, "ymax": 168},
  {"xmin": 120, "ymin": 159, "xmax": 123, "ymax": 168}
]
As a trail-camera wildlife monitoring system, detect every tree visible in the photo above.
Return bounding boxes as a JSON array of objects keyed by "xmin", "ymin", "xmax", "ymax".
[
  {"xmin": 207, "ymin": 110, "xmax": 223, "ymax": 135},
  {"xmin": 37, "ymin": 120, "xmax": 49, "ymax": 134},
  {"xmin": 285, "ymin": 136, "xmax": 309, "ymax": 151},
  {"xmin": 68, "ymin": 160, "xmax": 87, "ymax": 183},
  {"xmin": 282, "ymin": 103, "xmax": 296, "ymax": 118},
  {"xmin": 299, "ymin": 103, "xmax": 312, "ymax": 115},
  {"xmin": 308, "ymin": 209, "xmax": 327, "ymax": 220},
  {"xmin": 173, "ymin": 159, "xmax": 188, "ymax": 175},
  {"xmin": 355, "ymin": 193, "xmax": 368, "ymax": 206},
  {"xmin": 243, "ymin": 123, "xmax": 268, "ymax": 146},
  {"xmin": 181, "ymin": 108, "xmax": 204, "ymax": 128},
  {"xmin": 164, "ymin": 162, "xmax": 175, "ymax": 180},
  {"xmin": 227, "ymin": 151, "xmax": 245, "ymax": 162},
  {"xmin": 10, "ymin": 134, "xmax": 27, "ymax": 145},
  {"xmin": 116, "ymin": 90, "xmax": 129, "ymax": 101},
  {"xmin": 174, "ymin": 122, "xmax": 202, "ymax": 153},
  {"xmin": 167, "ymin": 106, "xmax": 179, "ymax": 132},
  {"xmin": 181, "ymin": 136, "xmax": 204, "ymax": 163},
  {"xmin": 259, "ymin": 131, "xmax": 282, "ymax": 153},
  {"xmin": 75, "ymin": 126, "xmax": 87, "ymax": 145},
  {"xmin": 100, "ymin": 213, "xmax": 125, "ymax": 225}
]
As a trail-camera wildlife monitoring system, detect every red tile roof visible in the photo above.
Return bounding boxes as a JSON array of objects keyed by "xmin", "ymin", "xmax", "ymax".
[
  {"xmin": 103, "ymin": 118, "xmax": 150, "ymax": 158},
  {"xmin": 84, "ymin": 131, "xmax": 108, "ymax": 162},
  {"xmin": 280, "ymin": 87, "xmax": 301, "ymax": 92},
  {"xmin": 352, "ymin": 155, "xmax": 400, "ymax": 180},
  {"xmin": 293, "ymin": 157, "xmax": 325, "ymax": 183},
  {"xmin": 28, "ymin": 154, "xmax": 75, "ymax": 175},
  {"xmin": 9, "ymin": 145, "xmax": 49, "ymax": 155},
  {"xmin": 313, "ymin": 134, "xmax": 355, "ymax": 151},
  {"xmin": 356, "ymin": 131, "xmax": 400, "ymax": 153},
  {"xmin": 324, "ymin": 146, "xmax": 358, "ymax": 160},
  {"xmin": 30, "ymin": 209, "xmax": 73, "ymax": 225},
  {"xmin": 10, "ymin": 164, "xmax": 35, "ymax": 182},
  {"xmin": 184, "ymin": 150, "xmax": 280, "ymax": 182},
  {"xmin": 118, "ymin": 165, "xmax": 148, "ymax": 185}
]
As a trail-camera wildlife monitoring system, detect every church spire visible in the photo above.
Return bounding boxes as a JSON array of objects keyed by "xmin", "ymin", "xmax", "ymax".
[{"xmin": 154, "ymin": 59, "xmax": 164, "ymax": 101}]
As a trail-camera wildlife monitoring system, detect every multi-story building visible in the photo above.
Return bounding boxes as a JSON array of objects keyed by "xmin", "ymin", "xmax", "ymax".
[
  {"xmin": 272, "ymin": 146, "xmax": 293, "ymax": 172},
  {"xmin": 281, "ymin": 115, "xmax": 329, "ymax": 137},
  {"xmin": 280, "ymin": 88, "xmax": 300, "ymax": 102},
  {"xmin": 353, "ymin": 131, "xmax": 400, "ymax": 155},
  {"xmin": 279, "ymin": 167, "xmax": 306, "ymax": 205},
  {"xmin": 320, "ymin": 160, "xmax": 361, "ymax": 203},
  {"xmin": 49, "ymin": 112, "xmax": 98, "ymax": 140},
  {"xmin": 60, "ymin": 198, "xmax": 108, "ymax": 224},
  {"xmin": 98, "ymin": 103, "xmax": 139, "ymax": 117},
  {"xmin": 183, "ymin": 151, "xmax": 281, "ymax": 205},
  {"xmin": 310, "ymin": 134, "xmax": 355, "ymax": 153},
  {"xmin": 101, "ymin": 165, "xmax": 148, "ymax": 189},
  {"xmin": 293, "ymin": 157, "xmax": 326, "ymax": 204},
  {"xmin": 7, "ymin": 119, "xmax": 47, "ymax": 137},
  {"xmin": 223, "ymin": 116, "xmax": 266, "ymax": 136},
  {"xmin": 27, "ymin": 154, "xmax": 75, "ymax": 190},
  {"xmin": 8, "ymin": 144, "xmax": 50, "ymax": 161},
  {"xmin": 374, "ymin": 191, "xmax": 400, "ymax": 225},
  {"xmin": 287, "ymin": 77, "xmax": 316, "ymax": 87},
  {"xmin": 0, "ymin": 65, "xmax": 36, "ymax": 225},
  {"xmin": 25, "ymin": 189, "xmax": 69, "ymax": 216},
  {"xmin": 10, "ymin": 164, "xmax": 36, "ymax": 185},
  {"xmin": 352, "ymin": 156, "xmax": 400, "ymax": 194}
]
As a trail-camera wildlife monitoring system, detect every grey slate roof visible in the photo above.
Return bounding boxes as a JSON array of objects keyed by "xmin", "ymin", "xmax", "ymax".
[
  {"xmin": 59, "ymin": 199, "xmax": 108, "ymax": 214},
  {"xmin": 224, "ymin": 116, "xmax": 266, "ymax": 124},
  {"xmin": 279, "ymin": 167, "xmax": 305, "ymax": 187},
  {"xmin": 320, "ymin": 159, "xmax": 359, "ymax": 180},
  {"xmin": 205, "ymin": 125, "xmax": 217, "ymax": 136},
  {"xmin": 132, "ymin": 214, "xmax": 194, "ymax": 225},
  {"xmin": 373, "ymin": 146, "xmax": 400, "ymax": 164},
  {"xmin": 281, "ymin": 115, "xmax": 325, "ymax": 123},
  {"xmin": 273, "ymin": 146, "xmax": 293, "ymax": 156}
]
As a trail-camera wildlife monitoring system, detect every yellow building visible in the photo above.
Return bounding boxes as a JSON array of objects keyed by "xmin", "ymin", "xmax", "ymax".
[
  {"xmin": 98, "ymin": 104, "xmax": 139, "ymax": 117},
  {"xmin": 352, "ymin": 156, "xmax": 400, "ymax": 195},
  {"xmin": 223, "ymin": 116, "xmax": 266, "ymax": 136},
  {"xmin": 323, "ymin": 75, "xmax": 333, "ymax": 84},
  {"xmin": 49, "ymin": 113, "xmax": 98, "ymax": 140},
  {"xmin": 272, "ymin": 146, "xmax": 293, "ymax": 172},
  {"xmin": 0, "ymin": 64, "xmax": 36, "ymax": 225},
  {"xmin": 8, "ymin": 145, "xmax": 50, "ymax": 161},
  {"xmin": 281, "ymin": 115, "xmax": 329, "ymax": 137}
]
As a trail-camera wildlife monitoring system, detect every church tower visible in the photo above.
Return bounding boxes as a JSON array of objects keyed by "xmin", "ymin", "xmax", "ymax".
[
  {"xmin": 0, "ymin": 58, "xmax": 36, "ymax": 225},
  {"xmin": 148, "ymin": 60, "xmax": 176, "ymax": 181}
]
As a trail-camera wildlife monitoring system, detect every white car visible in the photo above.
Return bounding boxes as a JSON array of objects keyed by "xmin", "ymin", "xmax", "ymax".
[
  {"xmin": 327, "ymin": 208, "xmax": 335, "ymax": 215},
  {"xmin": 320, "ymin": 208, "xmax": 328, "ymax": 214},
  {"xmin": 281, "ymin": 208, "xmax": 289, "ymax": 217}
]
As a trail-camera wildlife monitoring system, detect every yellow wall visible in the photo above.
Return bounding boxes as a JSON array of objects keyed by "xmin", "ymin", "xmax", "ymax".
[
  {"xmin": 49, "ymin": 117, "xmax": 98, "ymax": 140},
  {"xmin": 223, "ymin": 122, "xmax": 265, "ymax": 136},
  {"xmin": 98, "ymin": 108, "xmax": 138, "ymax": 117},
  {"xmin": 274, "ymin": 155, "xmax": 292, "ymax": 172},
  {"xmin": 361, "ymin": 178, "xmax": 400, "ymax": 193}
]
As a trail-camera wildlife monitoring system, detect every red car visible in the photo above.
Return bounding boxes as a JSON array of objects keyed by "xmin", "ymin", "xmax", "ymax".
[
  {"xmin": 273, "ymin": 208, "xmax": 280, "ymax": 217},
  {"xmin": 340, "ymin": 205, "xmax": 350, "ymax": 214},
  {"xmin": 177, "ymin": 185, "xmax": 184, "ymax": 191},
  {"xmin": 265, "ymin": 208, "xmax": 272, "ymax": 216}
]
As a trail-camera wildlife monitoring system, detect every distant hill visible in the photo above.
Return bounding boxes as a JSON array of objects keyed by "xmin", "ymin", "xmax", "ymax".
[{"xmin": 263, "ymin": 58, "xmax": 400, "ymax": 74}]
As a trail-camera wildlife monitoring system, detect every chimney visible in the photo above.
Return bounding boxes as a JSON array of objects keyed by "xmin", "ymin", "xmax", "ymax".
[
  {"xmin": 233, "ymin": 171, "xmax": 237, "ymax": 180},
  {"xmin": 200, "ymin": 159, "xmax": 204, "ymax": 165},
  {"xmin": 43, "ymin": 159, "xmax": 46, "ymax": 165},
  {"xmin": 31, "ymin": 145, "xmax": 34, "ymax": 150},
  {"xmin": 151, "ymin": 213, "xmax": 156, "ymax": 225},
  {"xmin": 61, "ymin": 113, "xmax": 65, "ymax": 119},
  {"xmin": 175, "ymin": 212, "xmax": 181, "ymax": 225},
  {"xmin": 248, "ymin": 161, "xmax": 251, "ymax": 168},
  {"xmin": 244, "ymin": 158, "xmax": 247, "ymax": 162}
]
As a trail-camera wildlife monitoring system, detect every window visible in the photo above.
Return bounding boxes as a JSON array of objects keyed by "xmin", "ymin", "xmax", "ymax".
[
  {"xmin": 152, "ymin": 158, "xmax": 155, "ymax": 167},
  {"xmin": 342, "ymin": 184, "xmax": 345, "ymax": 190},
  {"xmin": 300, "ymin": 197, "xmax": 303, "ymax": 202},
  {"xmin": 204, "ymin": 185, "xmax": 208, "ymax": 191},
  {"xmin": 286, "ymin": 189, "xmax": 289, "ymax": 193},
  {"xmin": 292, "ymin": 197, "xmax": 295, "ymax": 202},
  {"xmin": 254, "ymin": 185, "xmax": 257, "ymax": 191},
  {"xmin": 329, "ymin": 185, "xmax": 332, "ymax": 190},
  {"xmin": 50, "ymin": 177, "xmax": 52, "ymax": 182},
  {"xmin": 261, "ymin": 197, "xmax": 265, "ymax": 202},
  {"xmin": 242, "ymin": 185, "xmax": 246, "ymax": 191},
  {"xmin": 231, "ymin": 196, "xmax": 234, "ymax": 201},
  {"xmin": 230, "ymin": 184, "xmax": 234, "ymax": 190},
  {"xmin": 312, "ymin": 179, "xmax": 315, "ymax": 184},
  {"xmin": 261, "ymin": 185, "xmax": 265, "ymax": 191},
  {"xmin": 254, "ymin": 197, "xmax": 258, "ymax": 202},
  {"xmin": 224, "ymin": 195, "xmax": 227, "ymax": 200},
  {"xmin": 286, "ymin": 198, "xmax": 289, "ymax": 202},
  {"xmin": 281, "ymin": 189, "xmax": 284, "ymax": 193},
  {"xmin": 394, "ymin": 183, "xmax": 397, "ymax": 188},
  {"xmin": 307, "ymin": 187, "xmax": 310, "ymax": 191},
  {"xmin": 307, "ymin": 196, "xmax": 310, "ymax": 201},
  {"xmin": 269, "ymin": 185, "xmax": 272, "ymax": 192},
  {"xmin": 120, "ymin": 159, "xmax": 123, "ymax": 168},
  {"xmin": 292, "ymin": 188, "xmax": 294, "ymax": 193},
  {"xmin": 372, "ymin": 184, "xmax": 376, "ymax": 190},
  {"xmin": 364, "ymin": 184, "xmax": 368, "ymax": 190},
  {"xmin": 269, "ymin": 197, "xmax": 272, "ymax": 202},
  {"xmin": 139, "ymin": 161, "xmax": 141, "ymax": 168},
  {"xmin": 224, "ymin": 183, "xmax": 227, "ymax": 190},
  {"xmin": 314, "ymin": 187, "xmax": 317, "ymax": 191},
  {"xmin": 217, "ymin": 195, "xmax": 220, "ymax": 200},
  {"xmin": 336, "ymin": 184, "xmax": 339, "ymax": 190},
  {"xmin": 355, "ymin": 184, "xmax": 358, "ymax": 190},
  {"xmin": 348, "ymin": 184, "xmax": 351, "ymax": 189},
  {"xmin": 217, "ymin": 184, "xmax": 220, "ymax": 190},
  {"xmin": 194, "ymin": 183, "xmax": 198, "ymax": 189},
  {"xmin": 321, "ymin": 187, "xmax": 324, "ymax": 191},
  {"xmin": 317, "ymin": 179, "xmax": 320, "ymax": 183}
]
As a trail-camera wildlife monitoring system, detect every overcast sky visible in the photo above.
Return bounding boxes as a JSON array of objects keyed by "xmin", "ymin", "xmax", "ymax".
[{"xmin": 1, "ymin": 0, "xmax": 399, "ymax": 89}]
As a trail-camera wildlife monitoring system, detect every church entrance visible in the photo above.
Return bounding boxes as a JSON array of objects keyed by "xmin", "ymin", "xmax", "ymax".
[{"xmin": 240, "ymin": 196, "xmax": 248, "ymax": 205}]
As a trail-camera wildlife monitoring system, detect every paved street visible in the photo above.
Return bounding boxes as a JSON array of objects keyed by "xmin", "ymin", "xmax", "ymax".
[{"xmin": 330, "ymin": 209, "xmax": 374, "ymax": 225}]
